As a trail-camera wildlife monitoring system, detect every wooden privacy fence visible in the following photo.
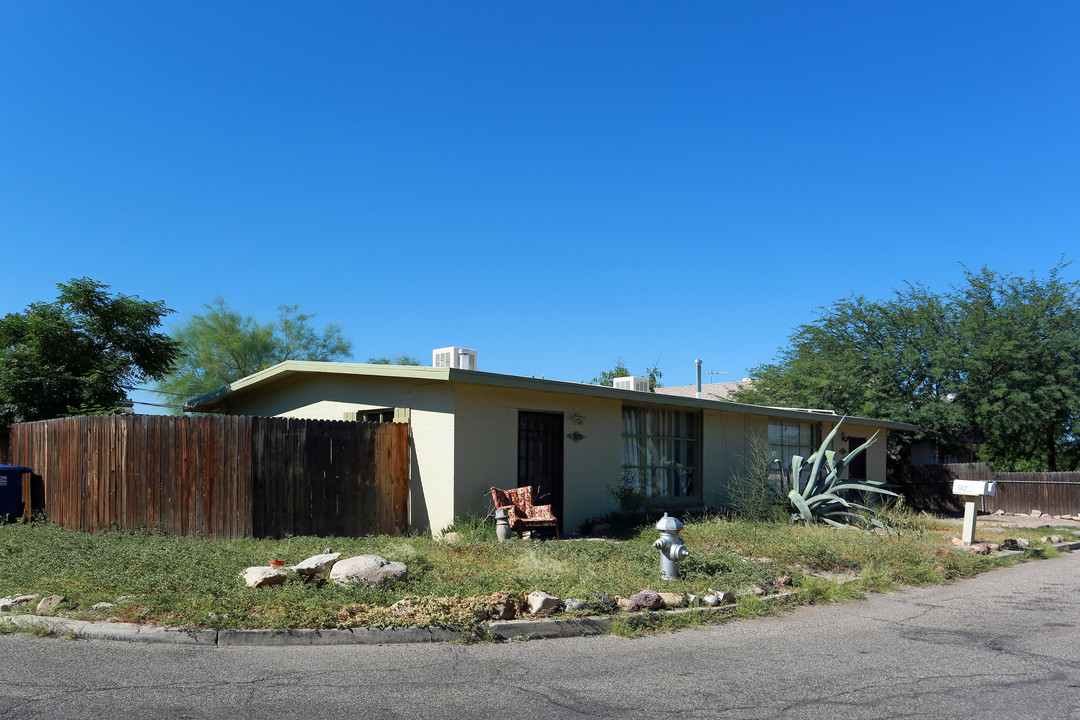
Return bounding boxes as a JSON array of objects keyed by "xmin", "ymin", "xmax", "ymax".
[
  {"xmin": 6, "ymin": 415, "xmax": 410, "ymax": 538},
  {"xmin": 898, "ymin": 462, "xmax": 1080, "ymax": 517}
]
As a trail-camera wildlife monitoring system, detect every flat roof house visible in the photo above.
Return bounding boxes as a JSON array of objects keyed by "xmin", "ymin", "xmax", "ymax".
[{"xmin": 186, "ymin": 362, "xmax": 916, "ymax": 535}]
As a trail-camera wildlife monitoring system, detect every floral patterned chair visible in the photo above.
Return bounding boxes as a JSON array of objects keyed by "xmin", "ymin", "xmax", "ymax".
[{"xmin": 490, "ymin": 486, "xmax": 559, "ymax": 538}]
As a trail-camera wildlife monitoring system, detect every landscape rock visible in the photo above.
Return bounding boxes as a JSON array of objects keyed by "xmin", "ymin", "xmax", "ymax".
[
  {"xmin": 950, "ymin": 536, "xmax": 965, "ymax": 546},
  {"xmin": 774, "ymin": 575, "xmax": 793, "ymax": 589},
  {"xmin": 290, "ymin": 552, "xmax": 342, "ymax": 577},
  {"xmin": 487, "ymin": 592, "xmax": 518, "ymax": 620},
  {"xmin": 438, "ymin": 532, "xmax": 461, "ymax": 544},
  {"xmin": 995, "ymin": 509, "xmax": 1005, "ymax": 515},
  {"xmin": 91, "ymin": 602, "xmax": 115, "ymax": 611},
  {"xmin": 686, "ymin": 594, "xmax": 699, "ymax": 606},
  {"xmin": 629, "ymin": 589, "xmax": 663, "ymax": 610},
  {"xmin": 702, "ymin": 594, "xmax": 719, "ymax": 607},
  {"xmin": 658, "ymin": 591, "xmax": 686, "ymax": 608},
  {"xmin": 525, "ymin": 590, "xmax": 561, "ymax": 615},
  {"xmin": 562, "ymin": 598, "xmax": 588, "ymax": 612},
  {"xmin": 749, "ymin": 584, "xmax": 767, "ymax": 596},
  {"xmin": 330, "ymin": 555, "xmax": 407, "ymax": 587},
  {"xmin": 241, "ymin": 566, "xmax": 287, "ymax": 588},
  {"xmin": 0, "ymin": 595, "xmax": 39, "ymax": 612},
  {"xmin": 1001, "ymin": 539, "xmax": 1020, "ymax": 551},
  {"xmin": 615, "ymin": 596, "xmax": 640, "ymax": 612},
  {"xmin": 968, "ymin": 543, "xmax": 991, "ymax": 555},
  {"xmin": 36, "ymin": 595, "xmax": 66, "ymax": 614},
  {"xmin": 715, "ymin": 590, "xmax": 735, "ymax": 604},
  {"xmin": 1031, "ymin": 509, "xmax": 1043, "ymax": 517},
  {"xmin": 1018, "ymin": 538, "xmax": 1031, "ymax": 549}
]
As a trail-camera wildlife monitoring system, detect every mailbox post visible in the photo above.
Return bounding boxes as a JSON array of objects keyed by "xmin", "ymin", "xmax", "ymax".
[{"xmin": 952, "ymin": 479, "xmax": 996, "ymax": 545}]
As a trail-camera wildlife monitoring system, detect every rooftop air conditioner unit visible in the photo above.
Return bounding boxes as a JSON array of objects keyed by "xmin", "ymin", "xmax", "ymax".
[
  {"xmin": 433, "ymin": 346, "xmax": 478, "ymax": 371},
  {"xmin": 613, "ymin": 375, "xmax": 650, "ymax": 392}
]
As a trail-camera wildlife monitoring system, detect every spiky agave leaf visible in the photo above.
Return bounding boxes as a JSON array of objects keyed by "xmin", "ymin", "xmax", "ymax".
[
  {"xmin": 788, "ymin": 488, "xmax": 814, "ymax": 524},
  {"xmin": 784, "ymin": 419, "xmax": 895, "ymax": 530}
]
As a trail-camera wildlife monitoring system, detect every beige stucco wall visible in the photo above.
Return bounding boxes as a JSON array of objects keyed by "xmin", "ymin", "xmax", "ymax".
[
  {"xmin": 701, "ymin": 411, "xmax": 763, "ymax": 508},
  {"xmin": 453, "ymin": 384, "xmax": 625, "ymax": 533}
]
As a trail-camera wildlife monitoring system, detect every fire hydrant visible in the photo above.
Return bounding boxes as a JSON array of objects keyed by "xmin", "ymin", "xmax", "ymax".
[{"xmin": 653, "ymin": 513, "xmax": 689, "ymax": 580}]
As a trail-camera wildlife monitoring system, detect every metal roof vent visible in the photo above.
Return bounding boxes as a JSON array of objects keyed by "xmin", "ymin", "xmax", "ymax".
[
  {"xmin": 613, "ymin": 375, "xmax": 650, "ymax": 392},
  {"xmin": 433, "ymin": 346, "xmax": 478, "ymax": 371}
]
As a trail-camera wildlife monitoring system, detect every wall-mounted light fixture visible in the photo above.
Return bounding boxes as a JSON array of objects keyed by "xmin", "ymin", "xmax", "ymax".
[
  {"xmin": 572, "ymin": 413, "xmax": 586, "ymax": 425},
  {"xmin": 566, "ymin": 431, "xmax": 585, "ymax": 443}
]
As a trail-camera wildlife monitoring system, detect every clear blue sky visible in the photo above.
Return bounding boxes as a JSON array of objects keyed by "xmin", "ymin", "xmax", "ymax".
[{"xmin": 3, "ymin": 2, "xmax": 1077, "ymax": 411}]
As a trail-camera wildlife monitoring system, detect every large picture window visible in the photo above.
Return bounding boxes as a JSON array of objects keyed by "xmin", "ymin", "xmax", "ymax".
[
  {"xmin": 621, "ymin": 407, "xmax": 699, "ymax": 499},
  {"xmin": 768, "ymin": 420, "xmax": 818, "ymax": 488}
]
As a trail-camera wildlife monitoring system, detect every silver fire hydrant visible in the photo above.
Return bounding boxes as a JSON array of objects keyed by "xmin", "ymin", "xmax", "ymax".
[{"xmin": 653, "ymin": 513, "xmax": 689, "ymax": 580}]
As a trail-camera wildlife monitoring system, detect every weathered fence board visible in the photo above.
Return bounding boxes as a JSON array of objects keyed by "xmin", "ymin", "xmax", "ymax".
[
  {"xmin": 898, "ymin": 462, "xmax": 1080, "ymax": 517},
  {"xmin": 6, "ymin": 415, "xmax": 409, "ymax": 538}
]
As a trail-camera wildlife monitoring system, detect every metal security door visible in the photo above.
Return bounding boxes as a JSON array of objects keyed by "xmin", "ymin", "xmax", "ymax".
[{"xmin": 518, "ymin": 411, "xmax": 564, "ymax": 533}]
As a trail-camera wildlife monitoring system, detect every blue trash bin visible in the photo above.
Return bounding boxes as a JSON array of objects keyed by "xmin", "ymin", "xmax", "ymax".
[{"xmin": 0, "ymin": 466, "xmax": 31, "ymax": 521}]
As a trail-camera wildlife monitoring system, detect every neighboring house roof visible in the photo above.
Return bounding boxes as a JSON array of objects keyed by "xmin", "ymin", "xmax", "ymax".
[
  {"xmin": 654, "ymin": 380, "xmax": 754, "ymax": 401},
  {"xmin": 185, "ymin": 361, "xmax": 918, "ymax": 432}
]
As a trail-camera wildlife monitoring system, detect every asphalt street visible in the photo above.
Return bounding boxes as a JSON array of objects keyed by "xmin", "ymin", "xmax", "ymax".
[{"xmin": 1, "ymin": 550, "xmax": 1078, "ymax": 719}]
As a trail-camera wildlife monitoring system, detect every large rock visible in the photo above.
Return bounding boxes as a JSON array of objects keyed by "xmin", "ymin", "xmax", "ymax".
[
  {"xmin": 525, "ymin": 590, "xmax": 560, "ymax": 615},
  {"xmin": 658, "ymin": 592, "xmax": 686, "ymax": 608},
  {"xmin": 487, "ymin": 592, "xmax": 518, "ymax": 620},
  {"xmin": 329, "ymin": 555, "xmax": 407, "ymax": 587},
  {"xmin": 242, "ymin": 566, "xmax": 288, "ymax": 588},
  {"xmin": 629, "ymin": 589, "xmax": 663, "ymax": 610},
  {"xmin": 290, "ymin": 552, "xmax": 341, "ymax": 577},
  {"xmin": 0, "ymin": 595, "xmax": 39, "ymax": 612},
  {"xmin": 36, "ymin": 595, "xmax": 66, "ymax": 614}
]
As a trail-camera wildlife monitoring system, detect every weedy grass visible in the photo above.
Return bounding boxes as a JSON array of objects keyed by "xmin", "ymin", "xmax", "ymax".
[{"xmin": 0, "ymin": 510, "xmax": 1037, "ymax": 632}]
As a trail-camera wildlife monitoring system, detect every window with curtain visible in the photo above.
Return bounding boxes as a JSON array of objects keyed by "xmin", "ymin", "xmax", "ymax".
[
  {"xmin": 768, "ymin": 419, "xmax": 818, "ymax": 489},
  {"xmin": 621, "ymin": 406, "xmax": 699, "ymax": 499}
]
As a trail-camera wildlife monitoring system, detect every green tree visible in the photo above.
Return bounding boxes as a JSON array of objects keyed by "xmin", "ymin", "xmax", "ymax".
[
  {"xmin": 368, "ymin": 354, "xmax": 422, "ymax": 365},
  {"xmin": 0, "ymin": 278, "xmax": 180, "ymax": 423},
  {"xmin": 589, "ymin": 358, "xmax": 664, "ymax": 390},
  {"xmin": 955, "ymin": 265, "xmax": 1080, "ymax": 471},
  {"xmin": 731, "ymin": 263, "xmax": 1080, "ymax": 471},
  {"xmin": 156, "ymin": 297, "xmax": 352, "ymax": 406},
  {"xmin": 733, "ymin": 286, "xmax": 969, "ymax": 455}
]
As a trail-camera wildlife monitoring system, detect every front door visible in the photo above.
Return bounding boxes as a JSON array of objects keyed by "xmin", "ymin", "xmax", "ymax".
[
  {"xmin": 846, "ymin": 437, "xmax": 868, "ymax": 480},
  {"xmin": 518, "ymin": 411, "xmax": 564, "ymax": 532}
]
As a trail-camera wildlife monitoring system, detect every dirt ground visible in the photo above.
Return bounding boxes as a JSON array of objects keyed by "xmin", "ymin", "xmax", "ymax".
[{"xmin": 942, "ymin": 510, "xmax": 1080, "ymax": 531}]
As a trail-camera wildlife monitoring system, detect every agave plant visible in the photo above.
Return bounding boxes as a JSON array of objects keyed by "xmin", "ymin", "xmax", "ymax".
[{"xmin": 787, "ymin": 418, "xmax": 898, "ymax": 530}]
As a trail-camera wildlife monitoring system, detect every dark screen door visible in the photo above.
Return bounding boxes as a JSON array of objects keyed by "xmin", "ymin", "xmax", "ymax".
[
  {"xmin": 518, "ymin": 411, "xmax": 564, "ymax": 530},
  {"xmin": 847, "ymin": 437, "xmax": 868, "ymax": 480}
]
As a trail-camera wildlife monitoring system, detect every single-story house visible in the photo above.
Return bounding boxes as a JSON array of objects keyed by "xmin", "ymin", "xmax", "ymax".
[{"xmin": 186, "ymin": 361, "xmax": 917, "ymax": 535}]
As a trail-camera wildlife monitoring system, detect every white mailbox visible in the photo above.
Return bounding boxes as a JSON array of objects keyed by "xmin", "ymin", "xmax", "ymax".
[{"xmin": 952, "ymin": 480, "xmax": 996, "ymax": 497}]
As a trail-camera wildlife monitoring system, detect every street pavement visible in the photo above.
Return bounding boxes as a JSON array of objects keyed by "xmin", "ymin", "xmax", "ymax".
[{"xmin": 1, "ymin": 550, "xmax": 1078, "ymax": 719}]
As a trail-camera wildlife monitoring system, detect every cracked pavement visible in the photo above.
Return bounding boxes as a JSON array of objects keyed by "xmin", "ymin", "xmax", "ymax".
[{"xmin": 1, "ymin": 551, "xmax": 1079, "ymax": 719}]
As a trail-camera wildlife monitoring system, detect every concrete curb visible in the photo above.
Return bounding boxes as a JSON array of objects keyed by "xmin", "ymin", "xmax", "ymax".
[
  {"xmin": 3, "ymin": 549, "xmax": 1069, "ymax": 648},
  {"xmin": 2, "ymin": 592, "xmax": 791, "ymax": 647}
]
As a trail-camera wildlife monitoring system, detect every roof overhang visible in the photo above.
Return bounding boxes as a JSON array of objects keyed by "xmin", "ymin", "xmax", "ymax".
[{"xmin": 184, "ymin": 361, "xmax": 919, "ymax": 433}]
